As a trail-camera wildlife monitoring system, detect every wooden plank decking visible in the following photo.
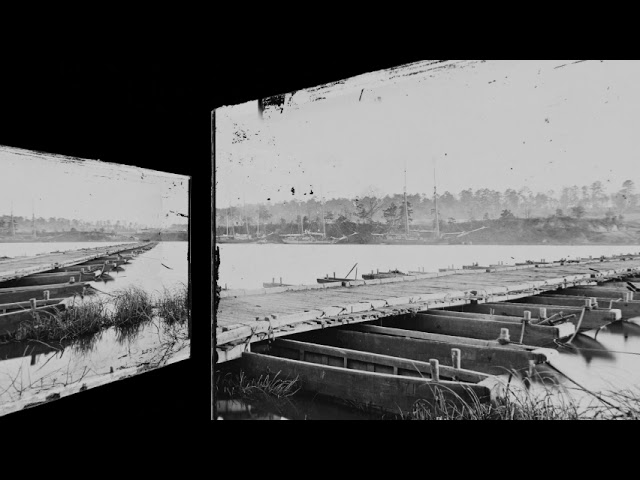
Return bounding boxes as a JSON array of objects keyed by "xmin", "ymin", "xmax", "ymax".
[
  {"xmin": 214, "ymin": 255, "xmax": 640, "ymax": 363},
  {"xmin": 0, "ymin": 241, "xmax": 154, "ymax": 283}
]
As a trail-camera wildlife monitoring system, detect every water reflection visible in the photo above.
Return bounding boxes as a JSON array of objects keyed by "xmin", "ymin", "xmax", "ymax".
[
  {"xmin": 0, "ymin": 242, "xmax": 189, "ymax": 414},
  {"xmin": 557, "ymin": 333, "xmax": 617, "ymax": 362}
]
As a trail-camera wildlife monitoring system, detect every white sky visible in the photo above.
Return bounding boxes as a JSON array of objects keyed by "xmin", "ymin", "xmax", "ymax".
[
  {"xmin": 214, "ymin": 60, "xmax": 640, "ymax": 206},
  {"xmin": 0, "ymin": 146, "xmax": 189, "ymax": 228}
]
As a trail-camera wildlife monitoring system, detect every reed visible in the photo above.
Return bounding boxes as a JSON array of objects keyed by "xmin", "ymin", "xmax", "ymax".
[
  {"xmin": 215, "ymin": 370, "xmax": 300, "ymax": 399},
  {"xmin": 10, "ymin": 285, "xmax": 187, "ymax": 343},
  {"xmin": 406, "ymin": 382, "xmax": 640, "ymax": 420},
  {"xmin": 156, "ymin": 284, "xmax": 189, "ymax": 325}
]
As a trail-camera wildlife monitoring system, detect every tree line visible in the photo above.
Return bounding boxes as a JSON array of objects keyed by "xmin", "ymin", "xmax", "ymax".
[
  {"xmin": 215, "ymin": 180, "xmax": 639, "ymax": 235},
  {"xmin": 0, "ymin": 215, "xmax": 148, "ymax": 236}
]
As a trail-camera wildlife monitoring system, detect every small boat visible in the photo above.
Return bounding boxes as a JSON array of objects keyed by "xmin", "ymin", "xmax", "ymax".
[
  {"xmin": 78, "ymin": 258, "xmax": 127, "ymax": 267},
  {"xmin": 243, "ymin": 338, "xmax": 505, "ymax": 415},
  {"xmin": 316, "ymin": 276, "xmax": 352, "ymax": 284},
  {"xmin": 263, "ymin": 282, "xmax": 293, "ymax": 288},
  {"xmin": 510, "ymin": 295, "xmax": 640, "ymax": 321},
  {"xmin": 450, "ymin": 301, "xmax": 621, "ymax": 331},
  {"xmin": 361, "ymin": 269, "xmax": 407, "ymax": 280},
  {"xmin": 45, "ymin": 264, "xmax": 104, "ymax": 274},
  {"xmin": 0, "ymin": 298, "xmax": 65, "ymax": 313},
  {"xmin": 0, "ymin": 270, "xmax": 100, "ymax": 288},
  {"xmin": 280, "ymin": 233, "xmax": 338, "ymax": 244},
  {"xmin": 0, "ymin": 301, "xmax": 67, "ymax": 336},
  {"xmin": 388, "ymin": 310, "xmax": 575, "ymax": 347},
  {"xmin": 0, "ymin": 282, "xmax": 91, "ymax": 304},
  {"xmin": 215, "ymin": 234, "xmax": 256, "ymax": 244},
  {"xmin": 295, "ymin": 326, "xmax": 555, "ymax": 376},
  {"xmin": 96, "ymin": 255, "xmax": 130, "ymax": 263}
]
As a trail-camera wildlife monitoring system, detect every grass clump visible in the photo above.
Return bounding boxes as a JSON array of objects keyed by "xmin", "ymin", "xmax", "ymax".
[
  {"xmin": 156, "ymin": 284, "xmax": 189, "ymax": 325},
  {"xmin": 215, "ymin": 369, "xmax": 300, "ymax": 400},
  {"xmin": 12, "ymin": 286, "xmax": 156, "ymax": 343},
  {"xmin": 404, "ymin": 382, "xmax": 640, "ymax": 420},
  {"xmin": 8, "ymin": 284, "xmax": 190, "ymax": 344},
  {"xmin": 111, "ymin": 286, "xmax": 154, "ymax": 326}
]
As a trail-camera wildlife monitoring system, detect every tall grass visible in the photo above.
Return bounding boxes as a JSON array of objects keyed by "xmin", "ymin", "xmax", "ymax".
[
  {"xmin": 156, "ymin": 284, "xmax": 189, "ymax": 326},
  {"xmin": 215, "ymin": 370, "xmax": 300, "ymax": 400},
  {"xmin": 10, "ymin": 284, "xmax": 189, "ymax": 343},
  {"xmin": 405, "ymin": 382, "xmax": 640, "ymax": 420}
]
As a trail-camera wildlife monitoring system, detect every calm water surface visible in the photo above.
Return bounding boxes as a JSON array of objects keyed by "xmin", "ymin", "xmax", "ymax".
[
  {"xmin": 0, "ymin": 242, "xmax": 189, "ymax": 414},
  {"xmin": 215, "ymin": 243, "xmax": 640, "ymax": 419}
]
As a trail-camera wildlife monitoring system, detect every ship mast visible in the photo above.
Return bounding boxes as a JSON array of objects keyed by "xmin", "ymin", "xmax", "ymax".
[
  {"xmin": 403, "ymin": 164, "xmax": 409, "ymax": 235},
  {"xmin": 298, "ymin": 200, "xmax": 303, "ymax": 234},
  {"xmin": 434, "ymin": 168, "xmax": 440, "ymax": 239},
  {"xmin": 10, "ymin": 203, "xmax": 15, "ymax": 237},
  {"xmin": 320, "ymin": 187, "xmax": 326, "ymax": 239},
  {"xmin": 244, "ymin": 197, "xmax": 249, "ymax": 235},
  {"xmin": 32, "ymin": 200, "xmax": 36, "ymax": 239}
]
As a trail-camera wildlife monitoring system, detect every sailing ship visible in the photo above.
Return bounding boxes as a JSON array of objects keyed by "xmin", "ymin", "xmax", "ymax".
[
  {"xmin": 279, "ymin": 194, "xmax": 355, "ymax": 244},
  {"xmin": 215, "ymin": 201, "xmax": 257, "ymax": 244},
  {"xmin": 374, "ymin": 165, "xmax": 487, "ymax": 244}
]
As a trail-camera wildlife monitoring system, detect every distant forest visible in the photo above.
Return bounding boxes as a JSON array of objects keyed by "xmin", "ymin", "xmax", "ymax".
[
  {"xmin": 215, "ymin": 180, "xmax": 640, "ymax": 235},
  {"xmin": 0, "ymin": 215, "xmax": 185, "ymax": 236}
]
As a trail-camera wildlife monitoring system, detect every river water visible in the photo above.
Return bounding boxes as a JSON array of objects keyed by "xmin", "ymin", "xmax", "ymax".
[
  {"xmin": 0, "ymin": 241, "xmax": 190, "ymax": 416},
  {"xmin": 215, "ymin": 243, "xmax": 640, "ymax": 419}
]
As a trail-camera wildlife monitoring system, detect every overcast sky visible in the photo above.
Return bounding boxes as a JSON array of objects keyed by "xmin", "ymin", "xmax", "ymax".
[
  {"xmin": 215, "ymin": 60, "xmax": 640, "ymax": 207},
  {"xmin": 0, "ymin": 146, "xmax": 189, "ymax": 228}
]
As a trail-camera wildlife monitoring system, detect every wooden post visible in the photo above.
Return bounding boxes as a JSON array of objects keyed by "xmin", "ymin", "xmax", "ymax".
[
  {"xmin": 44, "ymin": 290, "xmax": 50, "ymax": 300},
  {"xmin": 520, "ymin": 311, "xmax": 531, "ymax": 343},
  {"xmin": 451, "ymin": 348, "xmax": 461, "ymax": 369},
  {"xmin": 429, "ymin": 359, "xmax": 440, "ymax": 382},
  {"xmin": 498, "ymin": 328, "xmax": 510, "ymax": 344},
  {"xmin": 539, "ymin": 307, "xmax": 547, "ymax": 319},
  {"xmin": 528, "ymin": 360, "xmax": 535, "ymax": 377},
  {"xmin": 30, "ymin": 298, "xmax": 36, "ymax": 311},
  {"xmin": 585, "ymin": 298, "xmax": 591, "ymax": 308}
]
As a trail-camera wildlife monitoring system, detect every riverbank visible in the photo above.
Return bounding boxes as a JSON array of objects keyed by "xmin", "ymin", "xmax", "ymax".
[{"xmin": 0, "ymin": 232, "xmax": 187, "ymax": 243}]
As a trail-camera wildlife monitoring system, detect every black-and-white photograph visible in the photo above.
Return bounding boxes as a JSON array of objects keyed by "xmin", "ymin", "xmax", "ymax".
[
  {"xmin": 213, "ymin": 60, "xmax": 640, "ymax": 420},
  {"xmin": 0, "ymin": 145, "xmax": 190, "ymax": 417}
]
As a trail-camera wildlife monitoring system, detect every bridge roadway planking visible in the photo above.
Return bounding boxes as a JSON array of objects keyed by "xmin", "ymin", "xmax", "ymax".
[
  {"xmin": 215, "ymin": 256, "xmax": 640, "ymax": 362},
  {"xmin": 0, "ymin": 241, "xmax": 154, "ymax": 283}
]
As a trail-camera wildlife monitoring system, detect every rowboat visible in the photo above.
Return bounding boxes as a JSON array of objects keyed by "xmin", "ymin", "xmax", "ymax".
[
  {"xmin": 77, "ymin": 258, "xmax": 126, "ymax": 267},
  {"xmin": 0, "ymin": 270, "xmax": 101, "ymax": 288},
  {"xmin": 293, "ymin": 326, "xmax": 556, "ymax": 376},
  {"xmin": 449, "ymin": 301, "xmax": 621, "ymax": 331},
  {"xmin": 316, "ymin": 277, "xmax": 352, "ymax": 284},
  {"xmin": 0, "ymin": 298, "xmax": 65, "ymax": 313},
  {"xmin": 46, "ymin": 264, "xmax": 105, "ymax": 273},
  {"xmin": 94, "ymin": 255, "xmax": 130, "ymax": 263},
  {"xmin": 0, "ymin": 282, "xmax": 91, "ymax": 304},
  {"xmin": 509, "ymin": 295, "xmax": 640, "ymax": 321},
  {"xmin": 385, "ymin": 310, "xmax": 575, "ymax": 347},
  {"xmin": 243, "ymin": 338, "xmax": 506, "ymax": 415},
  {"xmin": 361, "ymin": 270, "xmax": 407, "ymax": 280},
  {"xmin": 0, "ymin": 301, "xmax": 67, "ymax": 336}
]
